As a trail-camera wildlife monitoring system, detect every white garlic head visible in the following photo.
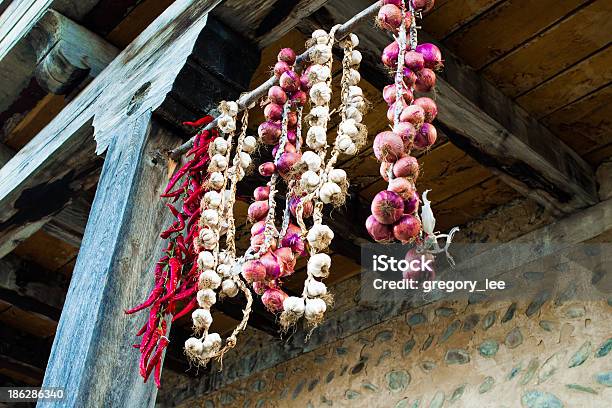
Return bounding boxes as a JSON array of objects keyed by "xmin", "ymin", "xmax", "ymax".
[
  {"xmin": 306, "ymin": 126, "xmax": 327, "ymax": 150},
  {"xmin": 198, "ymin": 269, "xmax": 222, "ymax": 289},
  {"xmin": 192, "ymin": 308, "xmax": 213, "ymax": 330},
  {"xmin": 310, "ymin": 82, "xmax": 332, "ymax": 106},
  {"xmin": 197, "ymin": 288, "xmax": 217, "ymax": 307},
  {"xmin": 306, "ymin": 280, "xmax": 328, "ymax": 297},
  {"xmin": 221, "ymin": 279, "xmax": 239, "ymax": 297},
  {"xmin": 307, "ymin": 253, "xmax": 332, "ymax": 278},
  {"xmin": 307, "ymin": 224, "xmax": 334, "ymax": 251},
  {"xmin": 301, "ymin": 150, "xmax": 322, "ymax": 171},
  {"xmin": 319, "ymin": 182, "xmax": 342, "ymax": 204},
  {"xmin": 283, "ymin": 296, "xmax": 305, "ymax": 315},
  {"xmin": 197, "ymin": 251, "xmax": 215, "ymax": 270},
  {"xmin": 242, "ymin": 135, "xmax": 257, "ymax": 154}
]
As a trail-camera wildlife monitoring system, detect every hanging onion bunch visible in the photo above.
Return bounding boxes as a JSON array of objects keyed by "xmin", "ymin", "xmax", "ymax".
[{"xmin": 367, "ymin": 0, "xmax": 440, "ymax": 245}]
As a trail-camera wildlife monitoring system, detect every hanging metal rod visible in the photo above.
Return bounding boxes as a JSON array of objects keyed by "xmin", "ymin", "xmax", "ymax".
[{"xmin": 169, "ymin": 0, "xmax": 382, "ymax": 159}]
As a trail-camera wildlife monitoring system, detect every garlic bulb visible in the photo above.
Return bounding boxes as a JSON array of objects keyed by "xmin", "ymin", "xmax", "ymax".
[
  {"xmin": 217, "ymin": 263, "xmax": 231, "ymax": 278},
  {"xmin": 201, "ymin": 209, "xmax": 219, "ymax": 226},
  {"xmin": 283, "ymin": 296, "xmax": 305, "ymax": 315},
  {"xmin": 203, "ymin": 191, "xmax": 222, "ymax": 208},
  {"xmin": 302, "ymin": 151, "xmax": 322, "ymax": 171},
  {"xmin": 345, "ymin": 106, "xmax": 363, "ymax": 123},
  {"xmin": 336, "ymin": 134, "xmax": 353, "ymax": 151},
  {"xmin": 192, "ymin": 308, "xmax": 213, "ymax": 329},
  {"xmin": 307, "ymin": 253, "xmax": 332, "ymax": 278},
  {"xmin": 350, "ymin": 50, "xmax": 362, "ymax": 66},
  {"xmin": 311, "ymin": 44, "xmax": 332, "ymax": 64},
  {"xmin": 343, "ymin": 143, "xmax": 357, "ymax": 156},
  {"xmin": 217, "ymin": 114, "xmax": 236, "ymax": 134},
  {"xmin": 208, "ymin": 172, "xmax": 224, "ymax": 190},
  {"xmin": 329, "ymin": 168, "xmax": 347, "ymax": 184},
  {"xmin": 198, "ymin": 269, "xmax": 222, "ymax": 289},
  {"xmin": 301, "ymin": 170, "xmax": 320, "ymax": 191},
  {"xmin": 207, "ymin": 333, "xmax": 222, "ymax": 349},
  {"xmin": 238, "ymin": 151, "xmax": 251, "ymax": 169},
  {"xmin": 199, "ymin": 228, "xmax": 217, "ymax": 244},
  {"xmin": 306, "ymin": 280, "xmax": 328, "ymax": 297},
  {"xmin": 197, "ymin": 288, "xmax": 217, "ymax": 307},
  {"xmin": 339, "ymin": 119, "xmax": 359, "ymax": 138},
  {"xmin": 197, "ymin": 251, "xmax": 215, "ymax": 270},
  {"xmin": 307, "ymin": 224, "xmax": 334, "ymax": 251},
  {"xmin": 185, "ymin": 337, "xmax": 204, "ymax": 355},
  {"xmin": 211, "ymin": 138, "xmax": 228, "ymax": 155},
  {"xmin": 312, "ymin": 29, "xmax": 328, "ymax": 40},
  {"xmin": 349, "ymin": 33, "xmax": 359, "ymax": 47},
  {"xmin": 348, "ymin": 86, "xmax": 363, "ymax": 98},
  {"xmin": 218, "ymin": 251, "xmax": 231, "ymax": 265},
  {"xmin": 305, "ymin": 298, "xmax": 327, "ymax": 320},
  {"xmin": 242, "ymin": 135, "xmax": 257, "ymax": 154},
  {"xmin": 221, "ymin": 101, "xmax": 239, "ymax": 116},
  {"xmin": 309, "ymin": 82, "xmax": 332, "ymax": 105},
  {"xmin": 210, "ymin": 154, "xmax": 228, "ymax": 171},
  {"xmin": 347, "ymin": 69, "xmax": 361, "ymax": 85},
  {"xmin": 310, "ymin": 64, "xmax": 331, "ymax": 82},
  {"xmin": 221, "ymin": 279, "xmax": 239, "ymax": 297},
  {"xmin": 306, "ymin": 126, "xmax": 327, "ymax": 150},
  {"xmin": 319, "ymin": 182, "xmax": 341, "ymax": 204}
]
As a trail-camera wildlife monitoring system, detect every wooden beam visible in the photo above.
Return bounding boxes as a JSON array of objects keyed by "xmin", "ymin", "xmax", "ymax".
[
  {"xmin": 0, "ymin": 325, "xmax": 52, "ymax": 385},
  {"xmin": 0, "ymin": 0, "xmax": 230, "ymax": 258},
  {"xmin": 42, "ymin": 194, "xmax": 91, "ymax": 247},
  {"xmin": 29, "ymin": 9, "xmax": 119, "ymax": 94},
  {"xmin": 300, "ymin": 0, "xmax": 598, "ymax": 214},
  {"xmin": 41, "ymin": 113, "xmax": 177, "ymax": 406},
  {"xmin": 167, "ymin": 195, "xmax": 612, "ymax": 400}
]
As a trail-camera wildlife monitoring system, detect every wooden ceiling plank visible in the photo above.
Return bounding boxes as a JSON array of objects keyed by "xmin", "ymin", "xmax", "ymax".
[
  {"xmin": 481, "ymin": 1, "xmax": 612, "ymax": 97},
  {"xmin": 516, "ymin": 45, "xmax": 612, "ymax": 118},
  {"xmin": 445, "ymin": 0, "xmax": 589, "ymax": 70},
  {"xmin": 542, "ymin": 84, "xmax": 612, "ymax": 156},
  {"xmin": 423, "ymin": 0, "xmax": 503, "ymax": 40}
]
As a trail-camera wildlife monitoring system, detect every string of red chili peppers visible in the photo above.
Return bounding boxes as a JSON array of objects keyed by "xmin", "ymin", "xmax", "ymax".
[{"xmin": 125, "ymin": 115, "xmax": 217, "ymax": 387}]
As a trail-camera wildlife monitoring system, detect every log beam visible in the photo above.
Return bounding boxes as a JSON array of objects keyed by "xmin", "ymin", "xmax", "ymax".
[{"xmin": 299, "ymin": 0, "xmax": 598, "ymax": 214}]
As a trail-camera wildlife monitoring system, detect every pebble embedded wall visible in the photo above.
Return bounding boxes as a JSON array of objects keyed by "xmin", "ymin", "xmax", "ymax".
[{"xmin": 169, "ymin": 295, "xmax": 611, "ymax": 407}]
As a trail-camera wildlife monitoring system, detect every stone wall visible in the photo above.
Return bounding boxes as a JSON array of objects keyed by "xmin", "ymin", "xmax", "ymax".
[{"xmin": 157, "ymin": 198, "xmax": 612, "ymax": 407}]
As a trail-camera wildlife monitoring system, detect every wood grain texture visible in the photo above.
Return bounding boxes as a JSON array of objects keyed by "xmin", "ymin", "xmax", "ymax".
[
  {"xmin": 445, "ymin": 0, "xmax": 588, "ymax": 70},
  {"xmin": 482, "ymin": 1, "xmax": 612, "ymax": 97},
  {"xmin": 423, "ymin": 0, "xmax": 503, "ymax": 39},
  {"xmin": 300, "ymin": 0, "xmax": 598, "ymax": 214},
  {"xmin": 39, "ymin": 113, "xmax": 177, "ymax": 407},
  {"xmin": 542, "ymin": 85, "xmax": 612, "ymax": 155},
  {"xmin": 516, "ymin": 45, "xmax": 612, "ymax": 118},
  {"xmin": 42, "ymin": 194, "xmax": 91, "ymax": 247}
]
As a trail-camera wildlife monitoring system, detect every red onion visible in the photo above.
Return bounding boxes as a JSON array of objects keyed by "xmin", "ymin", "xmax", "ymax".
[
  {"xmin": 264, "ymin": 103, "xmax": 283, "ymax": 121},
  {"xmin": 287, "ymin": 129, "xmax": 297, "ymax": 144},
  {"xmin": 281, "ymin": 232, "xmax": 305, "ymax": 256},
  {"xmin": 403, "ymin": 68, "xmax": 418, "ymax": 86},
  {"xmin": 415, "ymin": 68, "xmax": 436, "ymax": 93},
  {"xmin": 371, "ymin": 190, "xmax": 404, "ymax": 224},
  {"xmin": 260, "ymin": 251, "xmax": 281, "ymax": 279},
  {"xmin": 241, "ymin": 260, "xmax": 266, "ymax": 283},
  {"xmin": 386, "ymin": 100, "xmax": 408, "ymax": 122},
  {"xmin": 285, "ymin": 223, "xmax": 302, "ymax": 237},
  {"xmin": 272, "ymin": 142, "xmax": 296, "ymax": 157},
  {"xmin": 258, "ymin": 121, "xmax": 281, "ymax": 145},
  {"xmin": 389, "ymin": 177, "xmax": 415, "ymax": 199},
  {"xmin": 393, "ymin": 156, "xmax": 420, "ymax": 179},
  {"xmin": 279, "ymin": 70, "xmax": 299, "ymax": 93},
  {"xmin": 248, "ymin": 200, "xmax": 269, "ymax": 222},
  {"xmin": 412, "ymin": 0, "xmax": 435, "ymax": 12},
  {"xmin": 277, "ymin": 48, "xmax": 296, "ymax": 65},
  {"xmin": 377, "ymin": 4, "xmax": 403, "ymax": 31},
  {"xmin": 374, "ymin": 131, "xmax": 404, "ymax": 162},
  {"xmin": 268, "ymin": 86, "xmax": 287, "ymax": 104},
  {"xmin": 413, "ymin": 97, "xmax": 438, "ymax": 123},
  {"xmin": 259, "ymin": 162, "xmax": 276, "ymax": 176},
  {"xmin": 274, "ymin": 61, "xmax": 290, "ymax": 78},
  {"xmin": 262, "ymin": 288, "xmax": 288, "ymax": 313},
  {"xmin": 380, "ymin": 161, "xmax": 393, "ymax": 182},
  {"xmin": 300, "ymin": 66, "xmax": 313, "ymax": 90},
  {"xmin": 393, "ymin": 214, "xmax": 421, "ymax": 243},
  {"xmin": 404, "ymin": 51, "xmax": 425, "ymax": 72},
  {"xmin": 404, "ymin": 249, "xmax": 435, "ymax": 281},
  {"xmin": 381, "ymin": 41, "xmax": 399, "ymax": 68},
  {"xmin": 252, "ymin": 281, "xmax": 267, "ymax": 296},
  {"xmin": 366, "ymin": 215, "xmax": 395, "ymax": 243},
  {"xmin": 254, "ymin": 186, "xmax": 270, "ymax": 201},
  {"xmin": 400, "ymin": 105, "xmax": 425, "ymax": 126},
  {"xmin": 286, "ymin": 111, "xmax": 298, "ymax": 127},
  {"xmin": 383, "ymin": 84, "xmax": 413, "ymax": 105},
  {"xmin": 274, "ymin": 247, "xmax": 296, "ymax": 276},
  {"xmin": 250, "ymin": 233, "xmax": 276, "ymax": 253},
  {"xmin": 393, "ymin": 122, "xmax": 417, "ymax": 149},
  {"xmin": 251, "ymin": 220, "xmax": 266, "ymax": 236},
  {"xmin": 289, "ymin": 196, "xmax": 313, "ymax": 218},
  {"xmin": 403, "ymin": 190, "xmax": 420, "ymax": 214},
  {"xmin": 414, "ymin": 123, "xmax": 437, "ymax": 149},
  {"xmin": 290, "ymin": 90, "xmax": 308, "ymax": 107},
  {"xmin": 416, "ymin": 43, "xmax": 443, "ymax": 70},
  {"xmin": 277, "ymin": 152, "xmax": 302, "ymax": 178}
]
